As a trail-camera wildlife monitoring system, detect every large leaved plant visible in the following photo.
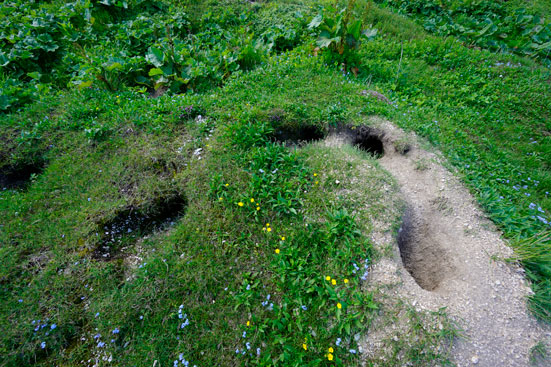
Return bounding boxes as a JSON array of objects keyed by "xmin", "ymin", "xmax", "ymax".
[{"xmin": 308, "ymin": 0, "xmax": 377, "ymax": 70}]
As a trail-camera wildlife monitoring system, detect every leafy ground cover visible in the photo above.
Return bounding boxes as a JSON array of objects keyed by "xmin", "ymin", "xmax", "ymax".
[{"xmin": 1, "ymin": 0, "xmax": 550, "ymax": 366}]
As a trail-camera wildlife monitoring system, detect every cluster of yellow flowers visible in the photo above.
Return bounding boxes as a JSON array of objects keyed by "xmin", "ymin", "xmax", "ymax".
[
  {"xmin": 327, "ymin": 347, "xmax": 334, "ymax": 361},
  {"xmin": 325, "ymin": 276, "xmax": 349, "ymax": 285}
]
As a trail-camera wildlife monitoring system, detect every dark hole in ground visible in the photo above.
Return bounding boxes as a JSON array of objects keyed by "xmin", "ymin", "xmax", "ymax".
[
  {"xmin": 350, "ymin": 126, "xmax": 384, "ymax": 157},
  {"xmin": 272, "ymin": 125, "xmax": 326, "ymax": 146},
  {"xmin": 397, "ymin": 206, "xmax": 446, "ymax": 291},
  {"xmin": 93, "ymin": 193, "xmax": 187, "ymax": 261},
  {"xmin": 0, "ymin": 162, "xmax": 45, "ymax": 190}
]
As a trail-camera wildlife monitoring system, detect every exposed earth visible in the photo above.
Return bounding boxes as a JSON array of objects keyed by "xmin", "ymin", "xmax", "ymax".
[{"xmin": 326, "ymin": 118, "xmax": 551, "ymax": 366}]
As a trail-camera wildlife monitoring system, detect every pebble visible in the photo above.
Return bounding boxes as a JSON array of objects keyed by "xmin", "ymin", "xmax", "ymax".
[{"xmin": 471, "ymin": 355, "xmax": 479, "ymax": 364}]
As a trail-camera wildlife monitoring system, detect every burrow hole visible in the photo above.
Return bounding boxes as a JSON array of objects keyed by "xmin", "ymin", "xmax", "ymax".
[
  {"xmin": 396, "ymin": 207, "xmax": 447, "ymax": 291},
  {"xmin": 0, "ymin": 162, "xmax": 45, "ymax": 191},
  {"xmin": 271, "ymin": 125, "xmax": 326, "ymax": 146},
  {"xmin": 350, "ymin": 126, "xmax": 384, "ymax": 157},
  {"xmin": 93, "ymin": 193, "xmax": 187, "ymax": 261}
]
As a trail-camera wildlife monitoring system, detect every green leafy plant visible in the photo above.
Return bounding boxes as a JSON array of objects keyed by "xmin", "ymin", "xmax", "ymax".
[{"xmin": 308, "ymin": 0, "xmax": 377, "ymax": 69}]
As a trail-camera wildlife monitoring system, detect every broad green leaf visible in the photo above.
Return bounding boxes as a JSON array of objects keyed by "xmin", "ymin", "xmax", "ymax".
[
  {"xmin": 148, "ymin": 68, "xmax": 163, "ymax": 76},
  {"xmin": 308, "ymin": 14, "xmax": 323, "ymax": 29},
  {"xmin": 76, "ymin": 80, "xmax": 93, "ymax": 90},
  {"xmin": 362, "ymin": 28, "xmax": 378, "ymax": 40},
  {"xmin": 348, "ymin": 20, "xmax": 362, "ymax": 41},
  {"xmin": 105, "ymin": 62, "xmax": 123, "ymax": 72},
  {"xmin": 145, "ymin": 46, "xmax": 165, "ymax": 68}
]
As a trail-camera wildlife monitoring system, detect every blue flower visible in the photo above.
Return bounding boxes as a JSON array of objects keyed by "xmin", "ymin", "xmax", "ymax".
[
  {"xmin": 50, "ymin": 324, "xmax": 57, "ymax": 330},
  {"xmin": 349, "ymin": 349, "xmax": 356, "ymax": 354},
  {"xmin": 40, "ymin": 342, "xmax": 46, "ymax": 349},
  {"xmin": 336, "ymin": 338, "xmax": 342, "ymax": 346},
  {"xmin": 95, "ymin": 312, "xmax": 100, "ymax": 318},
  {"xmin": 112, "ymin": 328, "xmax": 119, "ymax": 334},
  {"xmin": 242, "ymin": 331, "xmax": 247, "ymax": 338},
  {"xmin": 97, "ymin": 341, "xmax": 105, "ymax": 348},
  {"xmin": 301, "ymin": 305, "xmax": 307, "ymax": 310},
  {"xmin": 256, "ymin": 347, "xmax": 261, "ymax": 356}
]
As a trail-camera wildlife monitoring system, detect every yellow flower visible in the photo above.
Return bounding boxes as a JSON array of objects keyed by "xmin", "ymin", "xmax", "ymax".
[
  {"xmin": 344, "ymin": 278, "xmax": 349, "ymax": 284},
  {"xmin": 219, "ymin": 197, "xmax": 223, "ymax": 201},
  {"xmin": 250, "ymin": 198, "xmax": 254, "ymax": 203},
  {"xmin": 325, "ymin": 276, "xmax": 331, "ymax": 281},
  {"xmin": 314, "ymin": 173, "xmax": 318, "ymax": 177},
  {"xmin": 266, "ymin": 223, "xmax": 270, "ymax": 227},
  {"xmin": 238, "ymin": 202, "xmax": 244, "ymax": 207},
  {"xmin": 246, "ymin": 321, "xmax": 250, "ymax": 326},
  {"xmin": 302, "ymin": 343, "xmax": 307, "ymax": 351},
  {"xmin": 256, "ymin": 206, "xmax": 260, "ymax": 211},
  {"xmin": 337, "ymin": 303, "xmax": 342, "ymax": 309},
  {"xmin": 315, "ymin": 181, "xmax": 319, "ymax": 185},
  {"xmin": 331, "ymin": 279, "xmax": 336, "ymax": 285},
  {"xmin": 225, "ymin": 183, "xmax": 229, "ymax": 187},
  {"xmin": 267, "ymin": 227, "xmax": 272, "ymax": 232},
  {"xmin": 281, "ymin": 236, "xmax": 285, "ymax": 241},
  {"xmin": 327, "ymin": 353, "xmax": 333, "ymax": 361},
  {"xmin": 328, "ymin": 347, "xmax": 334, "ymax": 353},
  {"xmin": 275, "ymin": 248, "xmax": 280, "ymax": 254}
]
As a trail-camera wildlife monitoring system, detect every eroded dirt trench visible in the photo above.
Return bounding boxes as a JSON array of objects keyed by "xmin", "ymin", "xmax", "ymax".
[{"xmin": 326, "ymin": 119, "xmax": 550, "ymax": 366}]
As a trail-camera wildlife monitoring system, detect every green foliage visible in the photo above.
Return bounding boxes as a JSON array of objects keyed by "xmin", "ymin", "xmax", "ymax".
[
  {"xmin": 308, "ymin": 0, "xmax": 377, "ymax": 67},
  {"xmin": 375, "ymin": 0, "xmax": 551, "ymax": 65}
]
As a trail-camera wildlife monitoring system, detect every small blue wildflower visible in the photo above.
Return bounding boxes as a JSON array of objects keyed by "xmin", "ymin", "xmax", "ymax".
[
  {"xmin": 301, "ymin": 305, "xmax": 307, "ymax": 310},
  {"xmin": 51, "ymin": 324, "xmax": 57, "ymax": 330},
  {"xmin": 537, "ymin": 216, "xmax": 548, "ymax": 225},
  {"xmin": 40, "ymin": 342, "xmax": 46, "ymax": 349},
  {"xmin": 18, "ymin": 299, "xmax": 23, "ymax": 303},
  {"xmin": 94, "ymin": 333, "xmax": 101, "ymax": 340},
  {"xmin": 256, "ymin": 347, "xmax": 261, "ymax": 356},
  {"xmin": 235, "ymin": 348, "xmax": 240, "ymax": 354},
  {"xmin": 174, "ymin": 361, "xmax": 179, "ymax": 367},
  {"xmin": 349, "ymin": 349, "xmax": 356, "ymax": 354},
  {"xmin": 139, "ymin": 315, "xmax": 143, "ymax": 320},
  {"xmin": 111, "ymin": 339, "xmax": 115, "ymax": 343},
  {"xmin": 246, "ymin": 342, "xmax": 251, "ymax": 350},
  {"xmin": 246, "ymin": 284, "xmax": 251, "ymax": 291},
  {"xmin": 112, "ymin": 328, "xmax": 119, "ymax": 334},
  {"xmin": 179, "ymin": 353, "xmax": 184, "ymax": 361},
  {"xmin": 97, "ymin": 341, "xmax": 105, "ymax": 348},
  {"xmin": 242, "ymin": 331, "xmax": 247, "ymax": 338},
  {"xmin": 95, "ymin": 312, "xmax": 100, "ymax": 318}
]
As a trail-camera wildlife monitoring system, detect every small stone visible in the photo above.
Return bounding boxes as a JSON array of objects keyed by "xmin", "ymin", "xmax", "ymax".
[{"xmin": 471, "ymin": 355, "xmax": 479, "ymax": 364}]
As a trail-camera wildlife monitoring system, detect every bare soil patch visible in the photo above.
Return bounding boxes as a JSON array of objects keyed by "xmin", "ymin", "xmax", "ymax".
[{"xmin": 325, "ymin": 117, "xmax": 551, "ymax": 366}]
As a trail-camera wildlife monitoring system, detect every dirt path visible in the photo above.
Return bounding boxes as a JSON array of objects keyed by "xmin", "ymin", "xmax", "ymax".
[{"xmin": 328, "ymin": 119, "xmax": 550, "ymax": 366}]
